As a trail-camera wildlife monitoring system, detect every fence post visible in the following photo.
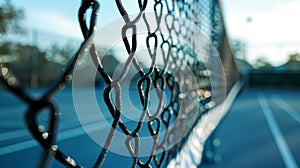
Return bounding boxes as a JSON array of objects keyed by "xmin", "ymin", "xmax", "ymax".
[{"xmin": 30, "ymin": 30, "xmax": 39, "ymax": 88}]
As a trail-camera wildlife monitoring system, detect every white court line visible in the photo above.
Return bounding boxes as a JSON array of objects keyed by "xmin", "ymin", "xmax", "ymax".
[
  {"xmin": 258, "ymin": 94, "xmax": 298, "ymax": 168},
  {"xmin": 0, "ymin": 129, "xmax": 30, "ymax": 141},
  {"xmin": 0, "ymin": 121, "xmax": 105, "ymax": 156},
  {"xmin": 271, "ymin": 94, "xmax": 300, "ymax": 124},
  {"xmin": 0, "ymin": 117, "xmax": 101, "ymax": 142}
]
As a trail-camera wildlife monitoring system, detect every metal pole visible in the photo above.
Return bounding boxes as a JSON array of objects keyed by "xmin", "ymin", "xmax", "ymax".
[{"xmin": 30, "ymin": 30, "xmax": 38, "ymax": 88}]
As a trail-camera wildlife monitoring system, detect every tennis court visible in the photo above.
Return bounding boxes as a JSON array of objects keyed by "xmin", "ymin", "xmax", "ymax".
[
  {"xmin": 201, "ymin": 88, "xmax": 300, "ymax": 168},
  {"xmin": 1, "ymin": 0, "xmax": 299, "ymax": 167}
]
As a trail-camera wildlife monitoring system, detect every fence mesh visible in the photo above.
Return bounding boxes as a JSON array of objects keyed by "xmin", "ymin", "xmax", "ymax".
[{"xmin": 0, "ymin": 0, "xmax": 239, "ymax": 167}]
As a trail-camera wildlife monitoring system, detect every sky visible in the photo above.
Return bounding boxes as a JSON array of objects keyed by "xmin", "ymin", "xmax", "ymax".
[
  {"xmin": 222, "ymin": 0, "xmax": 300, "ymax": 65},
  {"xmin": 9, "ymin": 0, "xmax": 300, "ymax": 66}
]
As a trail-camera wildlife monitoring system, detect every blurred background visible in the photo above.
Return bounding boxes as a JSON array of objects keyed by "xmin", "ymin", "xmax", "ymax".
[{"xmin": 1, "ymin": 0, "xmax": 300, "ymax": 88}]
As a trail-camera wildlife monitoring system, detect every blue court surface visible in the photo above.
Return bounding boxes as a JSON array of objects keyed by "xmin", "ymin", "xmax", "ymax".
[
  {"xmin": 1, "ymin": 87, "xmax": 299, "ymax": 167},
  {"xmin": 201, "ymin": 88, "xmax": 300, "ymax": 168}
]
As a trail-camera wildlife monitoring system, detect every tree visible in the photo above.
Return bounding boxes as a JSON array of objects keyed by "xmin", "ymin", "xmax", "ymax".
[
  {"xmin": 0, "ymin": 0, "xmax": 25, "ymax": 63},
  {"xmin": 46, "ymin": 42, "xmax": 76, "ymax": 65},
  {"xmin": 288, "ymin": 52, "xmax": 300, "ymax": 62},
  {"xmin": 283, "ymin": 52, "xmax": 300, "ymax": 70},
  {"xmin": 254, "ymin": 56, "xmax": 273, "ymax": 70},
  {"xmin": 0, "ymin": 0, "xmax": 25, "ymax": 35}
]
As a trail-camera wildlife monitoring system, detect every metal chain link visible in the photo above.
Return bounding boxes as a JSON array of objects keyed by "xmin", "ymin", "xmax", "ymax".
[{"xmin": 0, "ymin": 0, "xmax": 234, "ymax": 167}]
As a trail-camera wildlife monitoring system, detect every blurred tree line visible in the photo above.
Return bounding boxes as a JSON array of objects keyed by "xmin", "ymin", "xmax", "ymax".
[
  {"xmin": 231, "ymin": 39, "xmax": 300, "ymax": 71},
  {"xmin": 1, "ymin": 0, "xmax": 121, "ymax": 88},
  {"xmin": 0, "ymin": 0, "xmax": 24, "ymax": 35},
  {"xmin": 253, "ymin": 52, "xmax": 300, "ymax": 70},
  {"xmin": 0, "ymin": 0, "xmax": 77, "ymax": 88}
]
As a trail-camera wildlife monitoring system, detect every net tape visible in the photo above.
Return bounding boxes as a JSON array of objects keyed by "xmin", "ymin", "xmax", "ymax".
[{"xmin": 0, "ymin": 0, "xmax": 239, "ymax": 167}]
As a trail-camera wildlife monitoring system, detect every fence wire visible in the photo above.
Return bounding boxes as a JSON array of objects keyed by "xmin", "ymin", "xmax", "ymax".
[{"xmin": 0, "ymin": 0, "xmax": 239, "ymax": 167}]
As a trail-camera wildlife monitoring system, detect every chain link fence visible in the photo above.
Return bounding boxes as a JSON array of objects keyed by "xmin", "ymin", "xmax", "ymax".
[{"xmin": 0, "ymin": 0, "xmax": 240, "ymax": 167}]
